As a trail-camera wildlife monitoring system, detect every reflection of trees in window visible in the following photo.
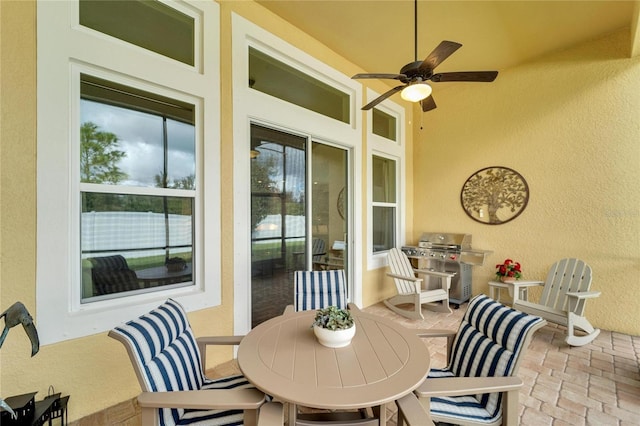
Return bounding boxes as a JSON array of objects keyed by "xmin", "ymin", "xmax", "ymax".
[
  {"xmin": 80, "ymin": 122, "xmax": 127, "ymax": 184},
  {"xmin": 154, "ymin": 172, "xmax": 195, "ymax": 190},
  {"xmin": 251, "ymin": 152, "xmax": 278, "ymax": 232}
]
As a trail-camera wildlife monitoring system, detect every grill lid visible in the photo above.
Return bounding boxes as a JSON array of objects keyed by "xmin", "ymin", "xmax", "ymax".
[{"xmin": 417, "ymin": 232, "xmax": 471, "ymax": 250}]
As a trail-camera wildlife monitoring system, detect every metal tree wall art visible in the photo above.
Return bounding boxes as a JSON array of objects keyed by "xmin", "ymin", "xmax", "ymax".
[{"xmin": 460, "ymin": 166, "xmax": 529, "ymax": 224}]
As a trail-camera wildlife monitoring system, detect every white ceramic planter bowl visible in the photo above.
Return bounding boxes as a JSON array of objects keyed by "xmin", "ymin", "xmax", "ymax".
[{"xmin": 313, "ymin": 324, "xmax": 356, "ymax": 348}]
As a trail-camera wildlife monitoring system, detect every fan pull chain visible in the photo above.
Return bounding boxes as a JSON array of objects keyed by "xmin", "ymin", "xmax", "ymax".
[
  {"xmin": 414, "ymin": 0, "xmax": 418, "ymax": 62},
  {"xmin": 419, "ymin": 101, "xmax": 424, "ymax": 129}
]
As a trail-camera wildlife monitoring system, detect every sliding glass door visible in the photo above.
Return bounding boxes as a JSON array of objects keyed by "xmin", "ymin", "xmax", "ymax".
[
  {"xmin": 310, "ymin": 142, "xmax": 348, "ymax": 275},
  {"xmin": 250, "ymin": 124, "xmax": 349, "ymax": 327}
]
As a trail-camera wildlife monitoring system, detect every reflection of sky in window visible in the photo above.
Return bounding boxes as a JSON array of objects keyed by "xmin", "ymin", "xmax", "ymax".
[
  {"xmin": 81, "ymin": 100, "xmax": 195, "ymax": 188},
  {"xmin": 255, "ymin": 142, "xmax": 305, "ymax": 200}
]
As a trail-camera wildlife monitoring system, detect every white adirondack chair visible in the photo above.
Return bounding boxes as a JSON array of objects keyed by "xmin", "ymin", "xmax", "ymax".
[
  {"xmin": 513, "ymin": 258, "xmax": 601, "ymax": 347},
  {"xmin": 385, "ymin": 248, "xmax": 454, "ymax": 319}
]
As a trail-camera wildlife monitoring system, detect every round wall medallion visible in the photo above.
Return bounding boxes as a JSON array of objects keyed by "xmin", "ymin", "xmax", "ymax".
[
  {"xmin": 460, "ymin": 166, "xmax": 529, "ymax": 225},
  {"xmin": 337, "ymin": 187, "xmax": 345, "ymax": 220}
]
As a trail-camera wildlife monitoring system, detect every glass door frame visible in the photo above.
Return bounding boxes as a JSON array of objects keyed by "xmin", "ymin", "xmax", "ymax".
[
  {"xmin": 232, "ymin": 13, "xmax": 363, "ymax": 336},
  {"xmin": 308, "ymin": 140, "xmax": 351, "ymax": 281},
  {"xmin": 247, "ymin": 123, "xmax": 354, "ymax": 327},
  {"xmin": 235, "ymin": 119, "xmax": 359, "ymax": 334}
]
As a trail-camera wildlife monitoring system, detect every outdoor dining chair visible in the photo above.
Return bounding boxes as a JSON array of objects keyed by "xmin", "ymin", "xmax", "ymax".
[
  {"xmin": 293, "ymin": 269, "xmax": 347, "ymax": 311},
  {"xmin": 396, "ymin": 294, "xmax": 546, "ymax": 426},
  {"xmin": 109, "ymin": 298, "xmax": 282, "ymax": 426}
]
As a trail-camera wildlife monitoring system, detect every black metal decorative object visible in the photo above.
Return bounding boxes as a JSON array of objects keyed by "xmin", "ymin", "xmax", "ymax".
[
  {"xmin": 460, "ymin": 166, "xmax": 529, "ymax": 225},
  {"xmin": 0, "ymin": 302, "xmax": 40, "ymax": 422},
  {"xmin": 0, "ymin": 302, "xmax": 40, "ymax": 356},
  {"xmin": 0, "ymin": 302, "xmax": 69, "ymax": 425}
]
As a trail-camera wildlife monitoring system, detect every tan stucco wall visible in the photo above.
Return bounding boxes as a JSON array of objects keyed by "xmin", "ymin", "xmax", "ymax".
[
  {"xmin": 1, "ymin": 0, "xmax": 638, "ymax": 422},
  {"xmin": 412, "ymin": 28, "xmax": 640, "ymax": 335},
  {"xmin": 0, "ymin": 0, "xmax": 405, "ymax": 420}
]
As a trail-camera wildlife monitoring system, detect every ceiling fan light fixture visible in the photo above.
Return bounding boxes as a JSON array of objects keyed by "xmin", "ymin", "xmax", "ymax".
[{"xmin": 400, "ymin": 83, "xmax": 432, "ymax": 102}]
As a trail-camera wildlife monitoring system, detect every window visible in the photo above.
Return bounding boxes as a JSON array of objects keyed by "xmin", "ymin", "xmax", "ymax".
[
  {"xmin": 372, "ymin": 155, "xmax": 397, "ymax": 252},
  {"xmin": 80, "ymin": 75, "xmax": 196, "ymax": 300},
  {"xmin": 249, "ymin": 47, "xmax": 351, "ymax": 124},
  {"xmin": 79, "ymin": 0, "xmax": 195, "ymax": 66},
  {"xmin": 37, "ymin": 0, "xmax": 219, "ymax": 344},
  {"xmin": 231, "ymin": 13, "xmax": 364, "ymax": 332},
  {"xmin": 372, "ymin": 108, "xmax": 397, "ymax": 141},
  {"xmin": 366, "ymin": 89, "xmax": 405, "ymax": 269}
]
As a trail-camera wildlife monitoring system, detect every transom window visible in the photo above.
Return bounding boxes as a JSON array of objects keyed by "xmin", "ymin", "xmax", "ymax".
[
  {"xmin": 249, "ymin": 47, "xmax": 351, "ymax": 124},
  {"xmin": 372, "ymin": 108, "xmax": 397, "ymax": 141},
  {"xmin": 79, "ymin": 0, "xmax": 196, "ymax": 66}
]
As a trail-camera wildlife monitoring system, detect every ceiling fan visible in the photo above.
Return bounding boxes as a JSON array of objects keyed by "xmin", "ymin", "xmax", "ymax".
[{"xmin": 352, "ymin": 0, "xmax": 498, "ymax": 112}]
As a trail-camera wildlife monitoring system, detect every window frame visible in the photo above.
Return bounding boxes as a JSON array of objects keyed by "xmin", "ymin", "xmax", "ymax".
[
  {"xmin": 366, "ymin": 90, "xmax": 406, "ymax": 270},
  {"xmin": 36, "ymin": 0, "xmax": 220, "ymax": 345},
  {"xmin": 78, "ymin": 70, "xmax": 198, "ymax": 302},
  {"xmin": 371, "ymin": 154, "xmax": 398, "ymax": 253},
  {"xmin": 231, "ymin": 13, "xmax": 363, "ymax": 335}
]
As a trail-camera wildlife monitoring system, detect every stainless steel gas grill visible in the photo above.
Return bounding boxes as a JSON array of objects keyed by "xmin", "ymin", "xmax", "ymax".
[{"xmin": 401, "ymin": 232, "xmax": 491, "ymax": 308}]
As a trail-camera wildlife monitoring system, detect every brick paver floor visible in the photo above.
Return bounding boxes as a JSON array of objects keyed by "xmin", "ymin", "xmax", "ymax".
[{"xmin": 210, "ymin": 301, "xmax": 640, "ymax": 426}]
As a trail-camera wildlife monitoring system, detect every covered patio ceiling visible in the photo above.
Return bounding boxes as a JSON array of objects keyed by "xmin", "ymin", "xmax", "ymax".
[{"xmin": 257, "ymin": 1, "xmax": 640, "ymax": 86}]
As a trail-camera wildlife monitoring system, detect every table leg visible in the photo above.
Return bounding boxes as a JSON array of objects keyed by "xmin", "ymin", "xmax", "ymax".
[
  {"xmin": 490, "ymin": 285, "xmax": 500, "ymax": 302},
  {"xmin": 376, "ymin": 403, "xmax": 385, "ymax": 425},
  {"xmin": 289, "ymin": 402, "xmax": 297, "ymax": 426},
  {"xmin": 511, "ymin": 284, "xmax": 521, "ymax": 304}
]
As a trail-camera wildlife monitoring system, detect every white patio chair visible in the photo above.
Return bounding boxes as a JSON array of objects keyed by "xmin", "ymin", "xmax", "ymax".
[
  {"xmin": 513, "ymin": 258, "xmax": 600, "ymax": 346},
  {"xmin": 384, "ymin": 247, "xmax": 454, "ymax": 319}
]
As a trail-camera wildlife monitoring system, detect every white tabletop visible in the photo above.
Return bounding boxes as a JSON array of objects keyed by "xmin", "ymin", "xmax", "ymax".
[
  {"xmin": 237, "ymin": 308, "xmax": 430, "ymax": 412},
  {"xmin": 488, "ymin": 280, "xmax": 543, "ymax": 304}
]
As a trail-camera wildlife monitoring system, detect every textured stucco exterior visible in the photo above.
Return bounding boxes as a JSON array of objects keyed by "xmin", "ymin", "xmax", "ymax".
[
  {"xmin": 412, "ymin": 28, "xmax": 640, "ymax": 335},
  {"xmin": 1, "ymin": 0, "xmax": 638, "ymax": 422}
]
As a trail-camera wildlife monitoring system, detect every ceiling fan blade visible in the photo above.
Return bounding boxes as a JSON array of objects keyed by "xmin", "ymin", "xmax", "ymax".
[
  {"xmin": 430, "ymin": 71, "xmax": 499, "ymax": 83},
  {"xmin": 419, "ymin": 40, "xmax": 462, "ymax": 72},
  {"xmin": 421, "ymin": 96, "xmax": 437, "ymax": 112},
  {"xmin": 352, "ymin": 73, "xmax": 407, "ymax": 81},
  {"xmin": 361, "ymin": 86, "xmax": 404, "ymax": 110}
]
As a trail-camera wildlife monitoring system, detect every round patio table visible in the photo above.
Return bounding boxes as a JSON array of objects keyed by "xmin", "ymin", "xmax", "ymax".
[{"xmin": 237, "ymin": 307, "xmax": 430, "ymax": 425}]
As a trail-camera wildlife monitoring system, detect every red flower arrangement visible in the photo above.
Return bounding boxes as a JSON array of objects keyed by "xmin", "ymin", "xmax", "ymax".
[{"xmin": 495, "ymin": 259, "xmax": 522, "ymax": 280}]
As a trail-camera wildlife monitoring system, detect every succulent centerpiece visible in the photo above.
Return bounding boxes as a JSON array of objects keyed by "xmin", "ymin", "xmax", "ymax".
[{"xmin": 311, "ymin": 306, "xmax": 355, "ymax": 348}]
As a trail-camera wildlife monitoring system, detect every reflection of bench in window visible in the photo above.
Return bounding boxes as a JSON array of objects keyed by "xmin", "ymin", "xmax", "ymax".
[{"xmin": 88, "ymin": 255, "xmax": 140, "ymax": 295}]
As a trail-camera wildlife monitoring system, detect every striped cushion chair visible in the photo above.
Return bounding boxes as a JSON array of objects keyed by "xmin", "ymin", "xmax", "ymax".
[
  {"xmin": 398, "ymin": 294, "xmax": 546, "ymax": 426},
  {"xmin": 109, "ymin": 299, "xmax": 268, "ymax": 426},
  {"xmin": 294, "ymin": 269, "xmax": 347, "ymax": 311}
]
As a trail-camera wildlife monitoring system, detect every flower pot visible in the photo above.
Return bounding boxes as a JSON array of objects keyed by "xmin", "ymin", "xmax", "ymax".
[
  {"xmin": 313, "ymin": 324, "xmax": 356, "ymax": 348},
  {"xmin": 501, "ymin": 276, "xmax": 516, "ymax": 283}
]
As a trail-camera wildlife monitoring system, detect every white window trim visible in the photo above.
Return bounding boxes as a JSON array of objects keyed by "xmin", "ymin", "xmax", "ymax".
[
  {"xmin": 366, "ymin": 88, "xmax": 406, "ymax": 270},
  {"xmin": 36, "ymin": 0, "xmax": 221, "ymax": 345},
  {"xmin": 231, "ymin": 13, "xmax": 363, "ymax": 335}
]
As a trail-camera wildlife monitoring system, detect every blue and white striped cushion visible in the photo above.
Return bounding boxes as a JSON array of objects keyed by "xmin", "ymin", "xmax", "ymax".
[
  {"xmin": 176, "ymin": 375, "xmax": 255, "ymax": 426},
  {"xmin": 111, "ymin": 299, "xmax": 256, "ymax": 426},
  {"xmin": 427, "ymin": 294, "xmax": 544, "ymax": 424},
  {"xmin": 294, "ymin": 270, "xmax": 347, "ymax": 311}
]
